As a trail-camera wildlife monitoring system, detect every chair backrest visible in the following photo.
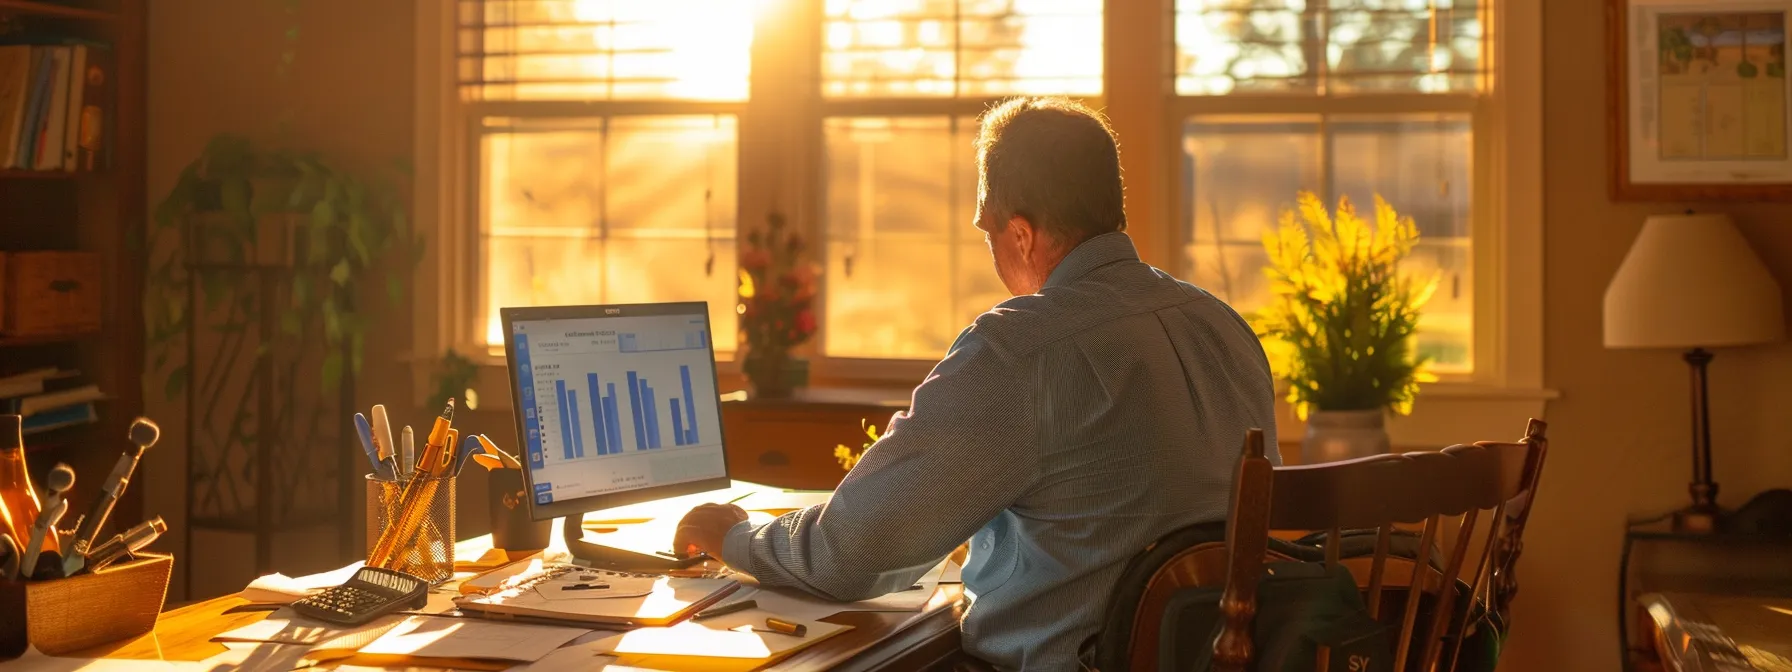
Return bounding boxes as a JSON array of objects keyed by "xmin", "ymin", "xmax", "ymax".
[{"xmin": 1214, "ymin": 419, "xmax": 1549, "ymax": 672}]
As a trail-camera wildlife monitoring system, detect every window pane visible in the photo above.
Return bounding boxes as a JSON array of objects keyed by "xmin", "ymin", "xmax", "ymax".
[
  {"xmin": 823, "ymin": 116, "xmax": 991, "ymax": 359},
  {"xmin": 1182, "ymin": 117, "xmax": 1321, "ymax": 311},
  {"xmin": 1180, "ymin": 114, "xmax": 1473, "ymax": 373},
  {"xmin": 823, "ymin": 0, "xmax": 1103, "ymax": 98},
  {"xmin": 1332, "ymin": 114, "xmax": 1473, "ymax": 371},
  {"xmin": 461, "ymin": 0, "xmax": 753, "ymax": 101},
  {"xmin": 1174, "ymin": 0, "xmax": 1486, "ymax": 95},
  {"xmin": 482, "ymin": 115, "xmax": 739, "ymax": 349}
]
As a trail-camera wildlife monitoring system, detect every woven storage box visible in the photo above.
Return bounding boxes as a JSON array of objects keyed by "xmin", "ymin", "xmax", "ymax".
[
  {"xmin": 3, "ymin": 251, "xmax": 102, "ymax": 336},
  {"xmin": 0, "ymin": 553, "xmax": 172, "ymax": 658}
]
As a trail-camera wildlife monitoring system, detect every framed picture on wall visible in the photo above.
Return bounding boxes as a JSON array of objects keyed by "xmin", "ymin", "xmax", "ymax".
[{"xmin": 1610, "ymin": 0, "xmax": 1792, "ymax": 200}]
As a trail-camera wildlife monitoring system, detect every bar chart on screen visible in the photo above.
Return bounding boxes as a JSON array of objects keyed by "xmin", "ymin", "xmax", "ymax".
[{"xmin": 511, "ymin": 313, "xmax": 726, "ymax": 503}]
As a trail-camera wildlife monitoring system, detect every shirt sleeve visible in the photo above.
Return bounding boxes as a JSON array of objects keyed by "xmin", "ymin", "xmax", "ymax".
[{"xmin": 719, "ymin": 327, "xmax": 1038, "ymax": 602}]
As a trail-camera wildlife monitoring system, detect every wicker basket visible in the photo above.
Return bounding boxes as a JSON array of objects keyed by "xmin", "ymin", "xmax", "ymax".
[{"xmin": 0, "ymin": 553, "xmax": 173, "ymax": 658}]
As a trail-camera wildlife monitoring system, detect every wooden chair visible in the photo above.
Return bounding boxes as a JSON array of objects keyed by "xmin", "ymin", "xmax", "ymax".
[{"xmin": 1214, "ymin": 419, "xmax": 1550, "ymax": 672}]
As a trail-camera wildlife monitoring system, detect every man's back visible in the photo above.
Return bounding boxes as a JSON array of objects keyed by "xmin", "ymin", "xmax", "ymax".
[
  {"xmin": 717, "ymin": 233, "xmax": 1278, "ymax": 671},
  {"xmin": 956, "ymin": 232, "xmax": 1280, "ymax": 668}
]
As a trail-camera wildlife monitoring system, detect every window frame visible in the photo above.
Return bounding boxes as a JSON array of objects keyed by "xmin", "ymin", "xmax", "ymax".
[{"xmin": 414, "ymin": 0, "xmax": 1551, "ymax": 447}]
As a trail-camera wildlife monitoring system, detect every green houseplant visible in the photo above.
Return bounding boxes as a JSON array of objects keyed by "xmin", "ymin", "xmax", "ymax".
[
  {"xmin": 144, "ymin": 134, "xmax": 422, "ymax": 399},
  {"xmin": 1252, "ymin": 191, "xmax": 1437, "ymax": 462}
]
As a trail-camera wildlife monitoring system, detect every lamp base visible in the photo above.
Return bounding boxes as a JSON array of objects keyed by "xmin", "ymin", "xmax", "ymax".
[{"xmin": 1671, "ymin": 504, "xmax": 1724, "ymax": 534}]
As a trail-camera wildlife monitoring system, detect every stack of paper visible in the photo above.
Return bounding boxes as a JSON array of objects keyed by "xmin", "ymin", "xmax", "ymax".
[{"xmin": 237, "ymin": 562, "xmax": 364, "ymax": 604}]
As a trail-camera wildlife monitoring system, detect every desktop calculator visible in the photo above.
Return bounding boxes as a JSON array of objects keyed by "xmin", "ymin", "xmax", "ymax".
[{"xmin": 291, "ymin": 566, "xmax": 430, "ymax": 626}]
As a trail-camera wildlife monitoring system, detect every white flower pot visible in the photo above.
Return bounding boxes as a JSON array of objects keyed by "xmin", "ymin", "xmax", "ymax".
[{"xmin": 1302, "ymin": 409, "xmax": 1391, "ymax": 464}]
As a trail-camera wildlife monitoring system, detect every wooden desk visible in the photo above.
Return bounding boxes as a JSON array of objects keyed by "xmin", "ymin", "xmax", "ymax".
[
  {"xmin": 67, "ymin": 583, "xmax": 967, "ymax": 671},
  {"xmin": 1636, "ymin": 592, "xmax": 1792, "ymax": 672},
  {"xmin": 52, "ymin": 493, "xmax": 970, "ymax": 671}
]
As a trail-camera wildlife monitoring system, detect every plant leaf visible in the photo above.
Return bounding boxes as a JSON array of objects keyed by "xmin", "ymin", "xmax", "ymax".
[
  {"xmin": 330, "ymin": 259, "xmax": 352, "ymax": 285},
  {"xmin": 164, "ymin": 364, "xmax": 188, "ymax": 400},
  {"xmin": 322, "ymin": 352, "xmax": 343, "ymax": 391},
  {"xmin": 386, "ymin": 275, "xmax": 404, "ymax": 304}
]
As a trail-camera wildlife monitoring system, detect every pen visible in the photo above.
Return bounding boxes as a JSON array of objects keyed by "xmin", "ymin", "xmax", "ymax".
[
  {"xmin": 371, "ymin": 405, "xmax": 397, "ymax": 477},
  {"xmin": 445, "ymin": 428, "xmax": 461, "ymax": 475},
  {"xmin": 21, "ymin": 464, "xmax": 72, "ymax": 579},
  {"xmin": 452, "ymin": 434, "xmax": 482, "ymax": 476},
  {"xmin": 763, "ymin": 617, "xmax": 807, "ymax": 637},
  {"xmin": 86, "ymin": 517, "xmax": 166, "ymax": 573},
  {"xmin": 353, "ymin": 413, "xmax": 387, "ymax": 480},
  {"xmin": 400, "ymin": 426, "xmax": 415, "ymax": 481},
  {"xmin": 69, "ymin": 418, "xmax": 158, "ymax": 573},
  {"xmin": 726, "ymin": 492, "xmax": 753, "ymax": 505},
  {"xmin": 693, "ymin": 598, "xmax": 757, "ymax": 620},
  {"xmin": 421, "ymin": 399, "xmax": 454, "ymax": 477}
]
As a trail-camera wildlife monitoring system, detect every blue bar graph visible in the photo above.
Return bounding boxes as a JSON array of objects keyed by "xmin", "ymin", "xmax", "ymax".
[
  {"xmin": 554, "ymin": 380, "xmax": 573, "ymax": 460},
  {"xmin": 680, "ymin": 365, "xmax": 698, "ymax": 445},
  {"xmin": 567, "ymin": 390, "xmax": 585, "ymax": 457},
  {"xmin": 671, "ymin": 399, "xmax": 685, "ymax": 447},
  {"xmin": 643, "ymin": 383, "xmax": 661, "ymax": 449},
  {"xmin": 586, "ymin": 374, "xmax": 608, "ymax": 455},
  {"xmin": 626, "ymin": 371, "xmax": 646, "ymax": 451},
  {"xmin": 604, "ymin": 383, "xmax": 622, "ymax": 453}
]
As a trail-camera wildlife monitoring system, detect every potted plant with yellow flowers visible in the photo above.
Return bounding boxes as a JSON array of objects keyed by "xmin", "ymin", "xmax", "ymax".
[{"xmin": 1253, "ymin": 191, "xmax": 1438, "ymax": 463}]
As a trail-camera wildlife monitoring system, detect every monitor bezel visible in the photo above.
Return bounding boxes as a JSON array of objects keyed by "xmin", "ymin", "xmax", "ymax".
[{"xmin": 499, "ymin": 301, "xmax": 733, "ymax": 522}]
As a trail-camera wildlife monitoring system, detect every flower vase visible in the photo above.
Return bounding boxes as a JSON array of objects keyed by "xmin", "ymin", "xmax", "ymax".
[
  {"xmin": 745, "ymin": 355, "xmax": 810, "ymax": 399},
  {"xmin": 1301, "ymin": 409, "xmax": 1391, "ymax": 464}
]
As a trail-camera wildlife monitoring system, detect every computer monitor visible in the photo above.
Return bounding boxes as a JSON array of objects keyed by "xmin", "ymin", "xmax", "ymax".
[{"xmin": 500, "ymin": 302, "xmax": 731, "ymax": 569}]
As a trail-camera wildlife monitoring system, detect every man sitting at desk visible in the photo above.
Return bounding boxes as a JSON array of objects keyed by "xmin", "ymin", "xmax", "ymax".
[{"xmin": 676, "ymin": 96, "xmax": 1279, "ymax": 670}]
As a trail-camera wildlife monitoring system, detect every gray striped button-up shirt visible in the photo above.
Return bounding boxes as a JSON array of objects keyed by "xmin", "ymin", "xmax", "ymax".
[{"xmin": 721, "ymin": 232, "xmax": 1281, "ymax": 670}]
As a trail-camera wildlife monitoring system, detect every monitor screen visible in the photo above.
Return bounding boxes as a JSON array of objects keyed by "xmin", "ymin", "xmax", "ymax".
[{"xmin": 501, "ymin": 303, "xmax": 731, "ymax": 520}]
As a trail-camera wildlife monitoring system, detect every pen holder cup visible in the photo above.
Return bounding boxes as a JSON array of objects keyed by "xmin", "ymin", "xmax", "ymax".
[
  {"xmin": 488, "ymin": 468, "xmax": 551, "ymax": 553},
  {"xmin": 0, "ymin": 552, "xmax": 174, "ymax": 660},
  {"xmin": 365, "ymin": 474, "xmax": 457, "ymax": 584}
]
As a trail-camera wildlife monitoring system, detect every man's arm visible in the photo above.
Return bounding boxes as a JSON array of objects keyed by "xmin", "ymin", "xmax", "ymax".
[{"xmin": 720, "ymin": 328, "xmax": 1037, "ymax": 602}]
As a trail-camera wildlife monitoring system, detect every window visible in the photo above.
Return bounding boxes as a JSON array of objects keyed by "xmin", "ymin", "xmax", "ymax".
[
  {"xmin": 1174, "ymin": 0, "xmax": 1486, "ymax": 373},
  {"xmin": 461, "ymin": 0, "xmax": 753, "ymax": 349},
  {"xmin": 821, "ymin": 0, "xmax": 1105, "ymax": 359}
]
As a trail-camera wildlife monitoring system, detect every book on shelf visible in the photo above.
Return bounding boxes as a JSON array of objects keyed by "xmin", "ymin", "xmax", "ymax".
[
  {"xmin": 0, "ymin": 366, "xmax": 67, "ymax": 399},
  {"xmin": 22, "ymin": 401, "xmax": 94, "ymax": 435},
  {"xmin": 17, "ymin": 383, "xmax": 101, "ymax": 417},
  {"xmin": 0, "ymin": 37, "xmax": 109, "ymax": 173}
]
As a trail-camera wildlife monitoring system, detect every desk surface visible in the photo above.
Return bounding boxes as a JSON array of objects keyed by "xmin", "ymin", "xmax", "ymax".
[
  {"xmin": 57, "ymin": 487, "xmax": 968, "ymax": 670},
  {"xmin": 1639, "ymin": 592, "xmax": 1792, "ymax": 672}
]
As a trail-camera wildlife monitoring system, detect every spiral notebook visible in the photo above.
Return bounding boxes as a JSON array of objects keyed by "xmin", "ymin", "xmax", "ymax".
[{"xmin": 453, "ymin": 563, "xmax": 740, "ymax": 628}]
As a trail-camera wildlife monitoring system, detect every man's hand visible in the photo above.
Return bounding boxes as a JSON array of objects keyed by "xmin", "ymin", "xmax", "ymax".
[{"xmin": 674, "ymin": 503, "xmax": 749, "ymax": 560}]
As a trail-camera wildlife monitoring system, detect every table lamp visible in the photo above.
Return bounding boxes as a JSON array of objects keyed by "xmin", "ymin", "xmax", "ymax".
[{"xmin": 1604, "ymin": 212, "xmax": 1785, "ymax": 533}]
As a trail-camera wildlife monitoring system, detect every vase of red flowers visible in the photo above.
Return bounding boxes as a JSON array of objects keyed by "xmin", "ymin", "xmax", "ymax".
[{"xmin": 739, "ymin": 212, "xmax": 817, "ymax": 399}]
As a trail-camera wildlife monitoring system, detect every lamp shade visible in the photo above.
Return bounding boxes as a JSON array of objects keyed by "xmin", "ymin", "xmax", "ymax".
[{"xmin": 1604, "ymin": 213, "xmax": 1785, "ymax": 349}]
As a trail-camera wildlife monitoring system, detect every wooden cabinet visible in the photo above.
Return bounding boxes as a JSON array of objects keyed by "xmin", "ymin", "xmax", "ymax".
[{"xmin": 721, "ymin": 389, "xmax": 909, "ymax": 491}]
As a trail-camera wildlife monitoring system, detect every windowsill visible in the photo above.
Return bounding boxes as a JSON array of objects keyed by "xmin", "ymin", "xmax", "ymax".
[{"xmin": 427, "ymin": 350, "xmax": 1556, "ymax": 450}]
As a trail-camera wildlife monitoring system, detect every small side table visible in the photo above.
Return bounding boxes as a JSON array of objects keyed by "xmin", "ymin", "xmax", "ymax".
[{"xmin": 1619, "ymin": 516, "xmax": 1792, "ymax": 670}]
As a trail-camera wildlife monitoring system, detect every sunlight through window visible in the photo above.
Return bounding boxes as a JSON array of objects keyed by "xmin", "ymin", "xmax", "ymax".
[{"xmin": 462, "ymin": 0, "xmax": 755, "ymax": 101}]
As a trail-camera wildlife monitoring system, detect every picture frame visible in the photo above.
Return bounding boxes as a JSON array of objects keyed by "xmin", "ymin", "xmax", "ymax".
[{"xmin": 1609, "ymin": 0, "xmax": 1792, "ymax": 200}]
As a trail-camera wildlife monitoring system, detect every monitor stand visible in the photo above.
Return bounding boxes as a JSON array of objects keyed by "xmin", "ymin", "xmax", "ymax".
[{"xmin": 561, "ymin": 515, "xmax": 708, "ymax": 573}]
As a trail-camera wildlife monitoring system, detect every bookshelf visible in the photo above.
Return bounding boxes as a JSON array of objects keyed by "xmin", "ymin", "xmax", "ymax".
[{"xmin": 0, "ymin": 0, "xmax": 145, "ymax": 535}]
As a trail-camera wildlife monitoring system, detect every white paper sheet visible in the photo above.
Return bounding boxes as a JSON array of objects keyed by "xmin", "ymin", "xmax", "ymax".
[
  {"xmin": 210, "ymin": 608, "xmax": 403, "ymax": 649},
  {"xmin": 534, "ymin": 570, "xmax": 659, "ymax": 601},
  {"xmin": 237, "ymin": 561, "xmax": 364, "ymax": 603},
  {"xmin": 590, "ymin": 611, "xmax": 848, "ymax": 659},
  {"xmin": 356, "ymin": 615, "xmax": 590, "ymax": 662}
]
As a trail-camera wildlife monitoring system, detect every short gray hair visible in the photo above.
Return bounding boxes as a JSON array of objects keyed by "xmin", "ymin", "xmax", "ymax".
[{"xmin": 974, "ymin": 97, "xmax": 1127, "ymax": 245}]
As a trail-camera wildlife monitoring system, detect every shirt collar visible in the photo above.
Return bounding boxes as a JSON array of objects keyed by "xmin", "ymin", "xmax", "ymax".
[{"xmin": 1043, "ymin": 232, "xmax": 1139, "ymax": 289}]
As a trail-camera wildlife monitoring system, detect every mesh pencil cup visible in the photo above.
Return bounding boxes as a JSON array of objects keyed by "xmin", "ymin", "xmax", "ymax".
[{"xmin": 364, "ymin": 474, "xmax": 456, "ymax": 584}]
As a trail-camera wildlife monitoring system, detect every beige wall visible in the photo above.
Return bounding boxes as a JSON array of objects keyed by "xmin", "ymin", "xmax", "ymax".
[
  {"xmin": 1504, "ymin": 1, "xmax": 1792, "ymax": 670},
  {"xmin": 142, "ymin": 0, "xmax": 416, "ymax": 600}
]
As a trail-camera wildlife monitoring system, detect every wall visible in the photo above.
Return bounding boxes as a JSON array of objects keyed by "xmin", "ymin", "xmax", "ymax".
[
  {"xmin": 142, "ymin": 0, "xmax": 416, "ymax": 601},
  {"xmin": 1502, "ymin": 2, "xmax": 1792, "ymax": 670}
]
